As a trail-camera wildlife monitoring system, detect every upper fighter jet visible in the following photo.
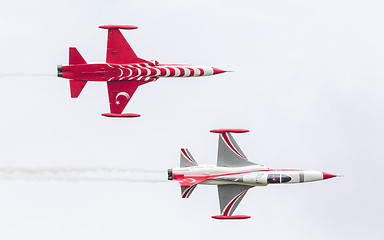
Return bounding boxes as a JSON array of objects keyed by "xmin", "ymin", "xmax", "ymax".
[
  {"xmin": 57, "ymin": 25, "xmax": 227, "ymax": 117},
  {"xmin": 168, "ymin": 129, "xmax": 340, "ymax": 219}
]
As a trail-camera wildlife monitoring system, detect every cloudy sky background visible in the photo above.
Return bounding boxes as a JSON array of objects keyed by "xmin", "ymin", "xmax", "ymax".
[{"xmin": 0, "ymin": 0, "xmax": 383, "ymax": 239}]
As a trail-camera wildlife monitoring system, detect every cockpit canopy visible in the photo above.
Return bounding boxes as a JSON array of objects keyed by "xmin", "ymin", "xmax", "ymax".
[{"xmin": 267, "ymin": 174, "xmax": 292, "ymax": 184}]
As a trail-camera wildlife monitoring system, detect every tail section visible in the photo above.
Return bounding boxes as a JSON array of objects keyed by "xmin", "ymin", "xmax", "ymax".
[
  {"xmin": 178, "ymin": 148, "xmax": 198, "ymax": 198},
  {"xmin": 68, "ymin": 47, "xmax": 87, "ymax": 98},
  {"xmin": 180, "ymin": 148, "xmax": 198, "ymax": 167},
  {"xmin": 181, "ymin": 185, "xmax": 197, "ymax": 198},
  {"xmin": 69, "ymin": 47, "xmax": 86, "ymax": 65},
  {"xmin": 69, "ymin": 80, "xmax": 87, "ymax": 98},
  {"xmin": 169, "ymin": 149, "xmax": 199, "ymax": 198}
]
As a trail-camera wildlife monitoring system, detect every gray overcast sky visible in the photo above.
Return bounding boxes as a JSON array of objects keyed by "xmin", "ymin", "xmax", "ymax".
[{"xmin": 0, "ymin": 0, "xmax": 383, "ymax": 239}]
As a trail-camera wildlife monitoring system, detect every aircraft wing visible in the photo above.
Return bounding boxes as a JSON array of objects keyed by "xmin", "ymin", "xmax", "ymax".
[
  {"xmin": 215, "ymin": 130, "xmax": 257, "ymax": 167},
  {"xmin": 104, "ymin": 27, "xmax": 150, "ymax": 64},
  {"xmin": 217, "ymin": 184, "xmax": 253, "ymax": 217},
  {"xmin": 106, "ymin": 81, "xmax": 147, "ymax": 114}
]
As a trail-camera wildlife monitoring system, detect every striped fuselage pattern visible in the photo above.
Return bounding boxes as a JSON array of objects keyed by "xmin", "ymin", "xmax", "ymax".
[{"xmin": 61, "ymin": 62, "xmax": 225, "ymax": 82}]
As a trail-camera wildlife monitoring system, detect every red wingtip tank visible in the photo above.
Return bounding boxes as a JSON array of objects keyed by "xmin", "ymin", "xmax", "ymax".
[{"xmin": 99, "ymin": 25, "xmax": 138, "ymax": 30}]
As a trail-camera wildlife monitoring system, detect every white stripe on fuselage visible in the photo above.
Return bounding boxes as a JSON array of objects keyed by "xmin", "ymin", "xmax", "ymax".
[{"xmin": 164, "ymin": 68, "xmax": 170, "ymax": 77}]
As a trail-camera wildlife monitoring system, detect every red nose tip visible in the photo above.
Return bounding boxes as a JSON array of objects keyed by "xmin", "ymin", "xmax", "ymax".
[
  {"xmin": 212, "ymin": 67, "xmax": 227, "ymax": 75},
  {"xmin": 322, "ymin": 172, "xmax": 338, "ymax": 180}
]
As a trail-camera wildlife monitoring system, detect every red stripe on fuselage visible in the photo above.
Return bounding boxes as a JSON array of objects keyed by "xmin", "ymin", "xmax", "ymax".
[
  {"xmin": 177, "ymin": 67, "xmax": 185, "ymax": 77},
  {"xmin": 176, "ymin": 169, "xmax": 304, "ymax": 187},
  {"xmin": 130, "ymin": 68, "xmax": 139, "ymax": 76},
  {"xmin": 176, "ymin": 168, "xmax": 307, "ymax": 187},
  {"xmin": 142, "ymin": 67, "xmax": 149, "ymax": 76},
  {"xmin": 158, "ymin": 67, "xmax": 167, "ymax": 76},
  {"xmin": 149, "ymin": 68, "xmax": 157, "ymax": 76},
  {"xmin": 187, "ymin": 68, "xmax": 195, "ymax": 76},
  {"xmin": 167, "ymin": 67, "xmax": 175, "ymax": 76},
  {"xmin": 198, "ymin": 68, "xmax": 204, "ymax": 76}
]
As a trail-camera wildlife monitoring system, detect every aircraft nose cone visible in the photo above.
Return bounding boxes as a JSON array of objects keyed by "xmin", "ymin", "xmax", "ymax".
[
  {"xmin": 322, "ymin": 172, "xmax": 338, "ymax": 180},
  {"xmin": 212, "ymin": 67, "xmax": 227, "ymax": 75}
]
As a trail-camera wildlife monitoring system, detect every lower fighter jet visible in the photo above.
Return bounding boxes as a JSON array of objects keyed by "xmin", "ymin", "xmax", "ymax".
[
  {"xmin": 168, "ymin": 129, "xmax": 340, "ymax": 220},
  {"xmin": 57, "ymin": 25, "xmax": 227, "ymax": 117}
]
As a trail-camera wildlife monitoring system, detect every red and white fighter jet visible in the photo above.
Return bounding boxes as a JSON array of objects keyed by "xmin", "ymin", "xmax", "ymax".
[
  {"xmin": 57, "ymin": 25, "xmax": 227, "ymax": 118},
  {"xmin": 168, "ymin": 129, "xmax": 340, "ymax": 220}
]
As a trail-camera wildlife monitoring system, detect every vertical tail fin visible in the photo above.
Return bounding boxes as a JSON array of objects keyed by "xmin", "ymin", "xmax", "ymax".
[
  {"xmin": 180, "ymin": 148, "xmax": 198, "ymax": 167},
  {"xmin": 68, "ymin": 47, "xmax": 87, "ymax": 98}
]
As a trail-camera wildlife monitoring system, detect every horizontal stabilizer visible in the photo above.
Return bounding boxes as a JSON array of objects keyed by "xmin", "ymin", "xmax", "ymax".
[
  {"xmin": 69, "ymin": 47, "xmax": 86, "ymax": 65},
  {"xmin": 181, "ymin": 185, "xmax": 197, "ymax": 198},
  {"xmin": 69, "ymin": 80, "xmax": 87, "ymax": 98},
  {"xmin": 180, "ymin": 148, "xmax": 198, "ymax": 167}
]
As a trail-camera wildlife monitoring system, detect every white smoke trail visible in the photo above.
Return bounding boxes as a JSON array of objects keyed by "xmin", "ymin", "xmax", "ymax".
[
  {"xmin": 0, "ymin": 168, "xmax": 168, "ymax": 183},
  {"xmin": 0, "ymin": 73, "xmax": 55, "ymax": 78}
]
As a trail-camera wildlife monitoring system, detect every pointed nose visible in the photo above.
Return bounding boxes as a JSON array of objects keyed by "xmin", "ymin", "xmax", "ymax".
[
  {"xmin": 322, "ymin": 172, "xmax": 338, "ymax": 180},
  {"xmin": 212, "ymin": 67, "xmax": 227, "ymax": 75}
]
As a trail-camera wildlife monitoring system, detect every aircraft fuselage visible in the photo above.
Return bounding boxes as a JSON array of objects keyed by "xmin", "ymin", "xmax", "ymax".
[
  {"xmin": 169, "ymin": 165, "xmax": 337, "ymax": 187},
  {"xmin": 58, "ymin": 62, "xmax": 226, "ymax": 82}
]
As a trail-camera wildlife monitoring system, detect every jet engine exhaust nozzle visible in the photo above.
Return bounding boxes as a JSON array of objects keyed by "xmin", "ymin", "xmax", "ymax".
[
  {"xmin": 57, "ymin": 65, "xmax": 62, "ymax": 77},
  {"xmin": 167, "ymin": 169, "xmax": 173, "ymax": 180}
]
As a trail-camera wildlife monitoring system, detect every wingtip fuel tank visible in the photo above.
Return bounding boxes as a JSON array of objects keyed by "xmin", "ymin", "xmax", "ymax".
[{"xmin": 99, "ymin": 25, "xmax": 138, "ymax": 30}]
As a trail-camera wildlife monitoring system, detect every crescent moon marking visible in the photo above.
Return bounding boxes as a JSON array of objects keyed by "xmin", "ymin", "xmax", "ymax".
[
  {"xmin": 115, "ymin": 92, "xmax": 130, "ymax": 105},
  {"xmin": 186, "ymin": 178, "xmax": 196, "ymax": 183}
]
